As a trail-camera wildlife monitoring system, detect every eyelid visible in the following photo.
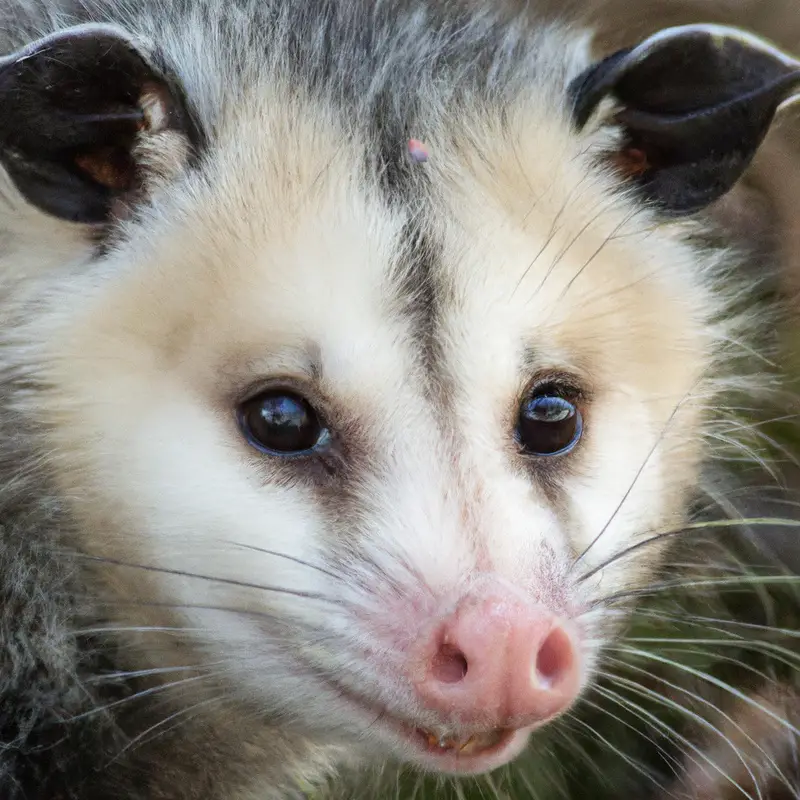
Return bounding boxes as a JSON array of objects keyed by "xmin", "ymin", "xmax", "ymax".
[
  {"xmin": 524, "ymin": 372, "xmax": 589, "ymax": 402},
  {"xmin": 234, "ymin": 376, "xmax": 321, "ymax": 407}
]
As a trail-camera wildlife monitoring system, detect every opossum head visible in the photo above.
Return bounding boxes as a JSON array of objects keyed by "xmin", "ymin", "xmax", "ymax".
[{"xmin": 1, "ymin": 8, "xmax": 796, "ymax": 778}]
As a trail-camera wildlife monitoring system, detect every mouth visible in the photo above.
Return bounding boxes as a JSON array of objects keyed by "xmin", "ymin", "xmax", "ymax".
[
  {"xmin": 390, "ymin": 722, "xmax": 532, "ymax": 775},
  {"xmin": 314, "ymin": 676, "xmax": 534, "ymax": 774},
  {"xmin": 410, "ymin": 725, "xmax": 528, "ymax": 774}
]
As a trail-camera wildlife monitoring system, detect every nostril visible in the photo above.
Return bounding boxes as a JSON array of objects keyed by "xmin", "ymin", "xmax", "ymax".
[
  {"xmin": 430, "ymin": 643, "xmax": 469, "ymax": 684},
  {"xmin": 534, "ymin": 625, "xmax": 574, "ymax": 690}
]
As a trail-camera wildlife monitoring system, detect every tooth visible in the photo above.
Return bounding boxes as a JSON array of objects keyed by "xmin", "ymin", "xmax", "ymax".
[
  {"xmin": 458, "ymin": 736, "xmax": 477, "ymax": 754},
  {"xmin": 422, "ymin": 728, "xmax": 504, "ymax": 755}
]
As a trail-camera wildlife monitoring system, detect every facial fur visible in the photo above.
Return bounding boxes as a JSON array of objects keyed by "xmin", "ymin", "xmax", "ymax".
[{"xmin": 0, "ymin": 1, "xmax": 783, "ymax": 798}]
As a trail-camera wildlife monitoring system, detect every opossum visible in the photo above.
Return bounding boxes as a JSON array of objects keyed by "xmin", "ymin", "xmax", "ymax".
[{"xmin": 0, "ymin": 1, "xmax": 798, "ymax": 798}]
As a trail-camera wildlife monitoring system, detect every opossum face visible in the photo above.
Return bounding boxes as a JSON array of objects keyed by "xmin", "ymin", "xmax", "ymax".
[{"xmin": 2, "ymin": 17, "xmax": 797, "ymax": 777}]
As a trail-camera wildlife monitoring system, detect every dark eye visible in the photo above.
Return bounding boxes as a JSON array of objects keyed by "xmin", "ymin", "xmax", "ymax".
[
  {"xmin": 238, "ymin": 391, "xmax": 327, "ymax": 455},
  {"xmin": 517, "ymin": 390, "xmax": 583, "ymax": 457}
]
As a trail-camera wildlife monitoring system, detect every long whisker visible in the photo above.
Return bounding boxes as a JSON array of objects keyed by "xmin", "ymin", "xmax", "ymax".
[
  {"xmin": 511, "ymin": 766, "xmax": 547, "ymax": 800},
  {"xmin": 577, "ymin": 516, "xmax": 800, "ymax": 583},
  {"xmin": 553, "ymin": 698, "xmax": 658, "ymax": 797},
  {"xmin": 573, "ymin": 384, "xmax": 699, "ymax": 567},
  {"xmin": 577, "ymin": 693, "xmax": 685, "ymax": 778},
  {"xmin": 556, "ymin": 208, "xmax": 641, "ymax": 301},
  {"xmin": 594, "ymin": 569, "xmax": 800, "ymax": 608},
  {"xmin": 226, "ymin": 541, "xmax": 344, "ymax": 582},
  {"xmin": 595, "ymin": 684, "xmax": 758, "ymax": 800},
  {"xmin": 603, "ymin": 673, "xmax": 766, "ymax": 800},
  {"xmin": 85, "ymin": 662, "xmax": 227, "ymax": 683},
  {"xmin": 108, "ymin": 695, "xmax": 229, "ymax": 764},
  {"xmin": 603, "ymin": 654, "xmax": 793, "ymax": 790},
  {"xmin": 589, "ymin": 688, "xmax": 721, "ymax": 794},
  {"xmin": 512, "ymin": 174, "xmax": 592, "ymax": 297},
  {"xmin": 74, "ymin": 625, "xmax": 207, "ymax": 636},
  {"xmin": 619, "ymin": 639, "xmax": 800, "ymax": 674},
  {"xmin": 86, "ymin": 598, "xmax": 339, "ymax": 630},
  {"xmin": 561, "ymin": 708, "xmax": 669, "ymax": 790},
  {"xmin": 631, "ymin": 608, "xmax": 800, "ymax": 639},
  {"xmin": 67, "ymin": 671, "xmax": 221, "ymax": 723},
  {"xmin": 76, "ymin": 553, "xmax": 340, "ymax": 604},
  {"xmin": 616, "ymin": 646, "xmax": 800, "ymax": 739}
]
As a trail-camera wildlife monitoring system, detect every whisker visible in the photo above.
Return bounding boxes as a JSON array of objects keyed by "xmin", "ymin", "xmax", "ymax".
[
  {"xmin": 512, "ymin": 175, "xmax": 592, "ymax": 297},
  {"xmin": 603, "ymin": 655, "xmax": 794, "ymax": 789},
  {"xmin": 541, "ymin": 721, "xmax": 611, "ymax": 793},
  {"xmin": 594, "ymin": 572, "xmax": 800, "ymax": 608},
  {"xmin": 511, "ymin": 767, "xmax": 546, "ymax": 800},
  {"xmin": 631, "ymin": 609, "xmax": 800, "ymax": 640},
  {"xmin": 76, "ymin": 554, "xmax": 341, "ymax": 604},
  {"xmin": 577, "ymin": 516, "xmax": 800, "ymax": 583},
  {"xmin": 595, "ymin": 684, "xmax": 758, "ymax": 800},
  {"xmin": 85, "ymin": 662, "xmax": 226, "ymax": 684},
  {"xmin": 557, "ymin": 208, "xmax": 641, "ymax": 301},
  {"xmin": 85, "ymin": 598, "xmax": 335, "ymax": 631},
  {"xmin": 616, "ymin": 646, "xmax": 800, "ymax": 739},
  {"xmin": 573, "ymin": 384, "xmax": 700, "ymax": 567},
  {"xmin": 578, "ymin": 693, "xmax": 685, "ymax": 778},
  {"xmin": 67, "ymin": 671, "xmax": 221, "ymax": 723},
  {"xmin": 73, "ymin": 625, "xmax": 207, "ymax": 636},
  {"xmin": 621, "ymin": 638, "xmax": 800, "ymax": 670},
  {"xmin": 108, "ymin": 695, "xmax": 228, "ymax": 764},
  {"xmin": 226, "ymin": 541, "xmax": 344, "ymax": 582},
  {"xmin": 561, "ymin": 708, "xmax": 669, "ymax": 790},
  {"xmin": 604, "ymin": 672, "xmax": 767, "ymax": 800},
  {"xmin": 621, "ymin": 645, "xmax": 777, "ymax": 687},
  {"xmin": 703, "ymin": 430, "xmax": 779, "ymax": 478}
]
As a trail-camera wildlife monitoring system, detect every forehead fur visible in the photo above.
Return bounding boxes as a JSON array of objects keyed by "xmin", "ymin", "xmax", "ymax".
[
  {"xmin": 67, "ymin": 98, "xmax": 710, "ymax": 400},
  {"xmin": 1, "ymin": 1, "xmax": 586, "ymax": 116}
]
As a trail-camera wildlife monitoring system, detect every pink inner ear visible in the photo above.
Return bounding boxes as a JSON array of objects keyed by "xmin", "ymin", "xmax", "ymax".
[
  {"xmin": 613, "ymin": 145, "xmax": 650, "ymax": 179},
  {"xmin": 74, "ymin": 147, "xmax": 137, "ymax": 191}
]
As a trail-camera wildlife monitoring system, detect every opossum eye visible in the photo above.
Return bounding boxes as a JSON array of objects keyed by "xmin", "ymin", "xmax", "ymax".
[
  {"xmin": 517, "ymin": 391, "xmax": 582, "ymax": 457},
  {"xmin": 238, "ymin": 392, "xmax": 327, "ymax": 455},
  {"xmin": 569, "ymin": 24, "xmax": 800, "ymax": 214}
]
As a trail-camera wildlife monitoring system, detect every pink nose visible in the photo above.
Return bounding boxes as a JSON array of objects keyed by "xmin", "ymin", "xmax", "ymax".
[{"xmin": 413, "ymin": 593, "xmax": 581, "ymax": 729}]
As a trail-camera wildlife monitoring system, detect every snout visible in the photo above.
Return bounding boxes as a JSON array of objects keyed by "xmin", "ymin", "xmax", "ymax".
[{"xmin": 411, "ymin": 589, "xmax": 581, "ymax": 730}]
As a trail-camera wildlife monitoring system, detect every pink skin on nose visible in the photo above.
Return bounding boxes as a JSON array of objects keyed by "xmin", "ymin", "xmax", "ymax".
[{"xmin": 412, "ymin": 593, "xmax": 581, "ymax": 729}]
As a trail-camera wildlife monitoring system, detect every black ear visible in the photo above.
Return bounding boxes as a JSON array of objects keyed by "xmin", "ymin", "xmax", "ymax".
[
  {"xmin": 0, "ymin": 23, "xmax": 194, "ymax": 224},
  {"xmin": 569, "ymin": 24, "xmax": 800, "ymax": 215}
]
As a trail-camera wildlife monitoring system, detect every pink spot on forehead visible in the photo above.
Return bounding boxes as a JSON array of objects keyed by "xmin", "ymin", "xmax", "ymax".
[{"xmin": 408, "ymin": 138, "xmax": 430, "ymax": 163}]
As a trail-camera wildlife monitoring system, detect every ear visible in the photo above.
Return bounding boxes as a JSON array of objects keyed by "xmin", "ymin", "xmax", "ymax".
[
  {"xmin": 0, "ymin": 23, "xmax": 196, "ymax": 224},
  {"xmin": 569, "ymin": 25, "xmax": 800, "ymax": 215}
]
